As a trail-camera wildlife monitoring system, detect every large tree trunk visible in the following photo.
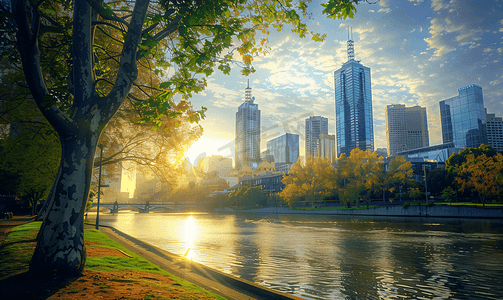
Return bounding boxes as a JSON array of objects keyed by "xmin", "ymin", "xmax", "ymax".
[
  {"xmin": 30, "ymin": 131, "xmax": 98, "ymax": 275},
  {"xmin": 36, "ymin": 164, "xmax": 62, "ymax": 221},
  {"xmin": 13, "ymin": 0, "xmax": 149, "ymax": 275}
]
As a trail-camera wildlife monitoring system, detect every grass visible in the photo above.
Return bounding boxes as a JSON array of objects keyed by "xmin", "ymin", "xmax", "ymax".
[
  {"xmin": 294, "ymin": 205, "xmax": 379, "ymax": 211},
  {"xmin": 0, "ymin": 222, "xmax": 40, "ymax": 276},
  {"xmin": 1, "ymin": 221, "xmax": 226, "ymax": 300},
  {"xmin": 434, "ymin": 202, "xmax": 503, "ymax": 207}
]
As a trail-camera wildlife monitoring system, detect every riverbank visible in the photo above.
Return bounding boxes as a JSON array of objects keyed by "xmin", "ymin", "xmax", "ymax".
[
  {"xmin": 0, "ymin": 220, "xmax": 228, "ymax": 300},
  {"xmin": 0, "ymin": 218, "xmax": 301, "ymax": 300},
  {"xmin": 216, "ymin": 204, "xmax": 503, "ymax": 218}
]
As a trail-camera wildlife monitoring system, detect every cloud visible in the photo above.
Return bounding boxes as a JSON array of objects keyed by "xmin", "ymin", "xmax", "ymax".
[
  {"xmin": 186, "ymin": 0, "xmax": 503, "ymax": 152},
  {"xmin": 378, "ymin": 8, "xmax": 391, "ymax": 13},
  {"xmin": 431, "ymin": 0, "xmax": 444, "ymax": 11}
]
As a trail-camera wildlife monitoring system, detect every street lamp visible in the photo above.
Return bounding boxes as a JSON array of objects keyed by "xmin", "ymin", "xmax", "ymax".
[
  {"xmin": 96, "ymin": 145, "xmax": 109, "ymax": 230},
  {"xmin": 423, "ymin": 163, "xmax": 428, "ymax": 205}
]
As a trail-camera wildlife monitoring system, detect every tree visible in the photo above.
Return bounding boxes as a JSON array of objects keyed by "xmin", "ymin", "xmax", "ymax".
[
  {"xmin": 445, "ymin": 144, "xmax": 498, "ymax": 198},
  {"xmin": 336, "ymin": 149, "xmax": 383, "ymax": 207},
  {"xmin": 382, "ymin": 156, "xmax": 414, "ymax": 202},
  {"xmin": 6, "ymin": 0, "xmax": 364, "ymax": 275},
  {"xmin": 441, "ymin": 186, "xmax": 456, "ymax": 202},
  {"xmin": 445, "ymin": 144, "xmax": 497, "ymax": 174},
  {"xmin": 456, "ymin": 153, "xmax": 503, "ymax": 206},
  {"xmin": 0, "ymin": 126, "xmax": 60, "ymax": 211},
  {"xmin": 409, "ymin": 187, "xmax": 423, "ymax": 202},
  {"xmin": 280, "ymin": 156, "xmax": 335, "ymax": 207},
  {"xmin": 228, "ymin": 186, "xmax": 267, "ymax": 208},
  {"xmin": 426, "ymin": 168, "xmax": 455, "ymax": 196},
  {"xmin": 0, "ymin": 99, "xmax": 61, "ymax": 213}
]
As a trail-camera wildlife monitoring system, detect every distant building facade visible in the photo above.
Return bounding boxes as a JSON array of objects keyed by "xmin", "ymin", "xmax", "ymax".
[
  {"xmin": 235, "ymin": 80, "xmax": 261, "ymax": 169},
  {"xmin": 317, "ymin": 134, "xmax": 336, "ymax": 163},
  {"xmin": 375, "ymin": 147, "xmax": 387, "ymax": 158},
  {"xmin": 439, "ymin": 84, "xmax": 487, "ymax": 149},
  {"xmin": 305, "ymin": 116, "xmax": 328, "ymax": 158},
  {"xmin": 199, "ymin": 155, "xmax": 233, "ymax": 177},
  {"xmin": 397, "ymin": 142, "xmax": 462, "ymax": 163},
  {"xmin": 334, "ymin": 35, "xmax": 374, "ymax": 157},
  {"xmin": 266, "ymin": 133, "xmax": 299, "ymax": 165},
  {"xmin": 385, "ymin": 104, "xmax": 429, "ymax": 156},
  {"xmin": 486, "ymin": 109, "xmax": 503, "ymax": 152}
]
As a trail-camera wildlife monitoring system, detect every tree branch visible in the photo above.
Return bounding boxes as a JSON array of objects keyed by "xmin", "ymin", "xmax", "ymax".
[{"xmin": 12, "ymin": 0, "xmax": 77, "ymax": 134}]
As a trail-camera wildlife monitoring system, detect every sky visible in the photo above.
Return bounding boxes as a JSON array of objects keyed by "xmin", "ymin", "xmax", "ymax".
[{"xmin": 184, "ymin": 0, "xmax": 503, "ymax": 166}]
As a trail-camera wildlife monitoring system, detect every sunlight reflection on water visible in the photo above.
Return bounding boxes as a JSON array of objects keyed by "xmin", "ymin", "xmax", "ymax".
[
  {"xmin": 182, "ymin": 215, "xmax": 198, "ymax": 260},
  {"xmin": 92, "ymin": 212, "xmax": 503, "ymax": 299}
]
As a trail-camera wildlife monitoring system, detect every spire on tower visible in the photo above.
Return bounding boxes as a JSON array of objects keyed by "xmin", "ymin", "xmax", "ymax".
[
  {"xmin": 245, "ymin": 80, "xmax": 252, "ymax": 102},
  {"xmin": 347, "ymin": 26, "xmax": 354, "ymax": 61}
]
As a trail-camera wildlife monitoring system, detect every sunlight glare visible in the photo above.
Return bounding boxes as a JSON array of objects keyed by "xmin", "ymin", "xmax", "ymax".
[
  {"xmin": 185, "ymin": 136, "xmax": 233, "ymax": 166},
  {"xmin": 182, "ymin": 215, "xmax": 199, "ymax": 260}
]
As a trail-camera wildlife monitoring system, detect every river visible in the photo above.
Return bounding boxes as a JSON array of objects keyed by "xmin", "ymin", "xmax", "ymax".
[{"xmin": 89, "ymin": 211, "xmax": 503, "ymax": 299}]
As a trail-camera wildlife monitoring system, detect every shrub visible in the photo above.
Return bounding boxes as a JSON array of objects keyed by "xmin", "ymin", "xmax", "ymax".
[
  {"xmin": 441, "ymin": 186, "xmax": 456, "ymax": 202},
  {"xmin": 403, "ymin": 202, "xmax": 410, "ymax": 209}
]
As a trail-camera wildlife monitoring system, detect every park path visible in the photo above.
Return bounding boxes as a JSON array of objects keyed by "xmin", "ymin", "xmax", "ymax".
[{"xmin": 0, "ymin": 215, "xmax": 37, "ymax": 245}]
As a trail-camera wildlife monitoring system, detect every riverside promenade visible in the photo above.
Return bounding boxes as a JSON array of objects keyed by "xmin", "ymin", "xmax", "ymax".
[
  {"xmin": 217, "ymin": 205, "xmax": 503, "ymax": 218},
  {"xmin": 0, "ymin": 216, "xmax": 300, "ymax": 300},
  {"xmin": 95, "ymin": 224, "xmax": 302, "ymax": 300}
]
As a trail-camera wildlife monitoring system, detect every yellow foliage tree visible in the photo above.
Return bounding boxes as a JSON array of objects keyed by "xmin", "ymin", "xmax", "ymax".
[
  {"xmin": 383, "ymin": 156, "xmax": 414, "ymax": 202},
  {"xmin": 336, "ymin": 149, "xmax": 383, "ymax": 207},
  {"xmin": 280, "ymin": 156, "xmax": 335, "ymax": 207},
  {"xmin": 456, "ymin": 153, "xmax": 503, "ymax": 206}
]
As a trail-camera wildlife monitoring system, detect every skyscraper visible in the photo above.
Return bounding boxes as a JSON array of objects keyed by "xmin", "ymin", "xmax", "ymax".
[
  {"xmin": 385, "ymin": 104, "xmax": 429, "ymax": 156},
  {"xmin": 317, "ymin": 134, "xmax": 336, "ymax": 163},
  {"xmin": 305, "ymin": 116, "xmax": 328, "ymax": 158},
  {"xmin": 486, "ymin": 109, "xmax": 503, "ymax": 152},
  {"xmin": 439, "ymin": 84, "xmax": 487, "ymax": 149},
  {"xmin": 235, "ymin": 80, "xmax": 261, "ymax": 169},
  {"xmin": 266, "ymin": 133, "xmax": 299, "ymax": 165},
  {"xmin": 334, "ymin": 30, "xmax": 374, "ymax": 157}
]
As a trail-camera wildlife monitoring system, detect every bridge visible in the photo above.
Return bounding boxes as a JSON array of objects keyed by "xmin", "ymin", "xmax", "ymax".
[{"xmin": 89, "ymin": 201, "xmax": 206, "ymax": 213}]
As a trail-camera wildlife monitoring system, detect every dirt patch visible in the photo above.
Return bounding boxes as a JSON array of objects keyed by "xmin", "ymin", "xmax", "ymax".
[
  {"xmin": 46, "ymin": 270, "xmax": 180, "ymax": 300},
  {"xmin": 84, "ymin": 241, "xmax": 132, "ymax": 257},
  {"xmin": 86, "ymin": 247, "xmax": 131, "ymax": 257},
  {"xmin": 1, "ymin": 269, "xmax": 219, "ymax": 300}
]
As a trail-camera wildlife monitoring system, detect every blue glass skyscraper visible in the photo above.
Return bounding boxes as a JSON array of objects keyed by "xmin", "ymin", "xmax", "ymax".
[
  {"xmin": 235, "ymin": 80, "xmax": 261, "ymax": 169},
  {"xmin": 267, "ymin": 133, "xmax": 299, "ymax": 164},
  {"xmin": 334, "ymin": 33, "xmax": 374, "ymax": 157},
  {"xmin": 439, "ymin": 84, "xmax": 487, "ymax": 148}
]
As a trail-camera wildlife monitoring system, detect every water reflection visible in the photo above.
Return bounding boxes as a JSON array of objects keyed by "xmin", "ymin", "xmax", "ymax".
[
  {"xmin": 182, "ymin": 215, "xmax": 198, "ymax": 260},
  {"xmin": 92, "ymin": 212, "xmax": 503, "ymax": 299}
]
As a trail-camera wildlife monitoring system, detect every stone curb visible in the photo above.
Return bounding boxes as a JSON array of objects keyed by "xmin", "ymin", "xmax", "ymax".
[{"xmin": 91, "ymin": 224, "xmax": 302, "ymax": 300}]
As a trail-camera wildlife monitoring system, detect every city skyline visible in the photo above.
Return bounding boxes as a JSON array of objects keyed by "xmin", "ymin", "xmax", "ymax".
[{"xmin": 184, "ymin": 0, "xmax": 503, "ymax": 165}]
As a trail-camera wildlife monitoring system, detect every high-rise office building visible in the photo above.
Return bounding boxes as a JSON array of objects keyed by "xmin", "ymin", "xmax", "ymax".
[
  {"xmin": 486, "ymin": 109, "xmax": 503, "ymax": 152},
  {"xmin": 235, "ymin": 80, "xmax": 261, "ymax": 169},
  {"xmin": 317, "ymin": 134, "xmax": 336, "ymax": 163},
  {"xmin": 334, "ymin": 30, "xmax": 374, "ymax": 157},
  {"xmin": 305, "ymin": 116, "xmax": 328, "ymax": 158},
  {"xmin": 439, "ymin": 84, "xmax": 487, "ymax": 149},
  {"xmin": 385, "ymin": 104, "xmax": 429, "ymax": 156},
  {"xmin": 266, "ymin": 133, "xmax": 299, "ymax": 165}
]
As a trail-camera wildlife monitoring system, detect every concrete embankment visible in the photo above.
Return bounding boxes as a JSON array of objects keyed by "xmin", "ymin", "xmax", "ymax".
[
  {"xmin": 97, "ymin": 225, "xmax": 302, "ymax": 300},
  {"xmin": 218, "ymin": 205, "xmax": 503, "ymax": 218}
]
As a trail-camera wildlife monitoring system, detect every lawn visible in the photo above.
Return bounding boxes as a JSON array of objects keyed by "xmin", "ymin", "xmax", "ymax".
[{"xmin": 0, "ymin": 221, "xmax": 226, "ymax": 300}]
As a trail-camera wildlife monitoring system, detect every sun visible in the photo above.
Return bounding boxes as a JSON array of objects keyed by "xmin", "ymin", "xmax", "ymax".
[{"xmin": 185, "ymin": 135, "xmax": 234, "ymax": 166}]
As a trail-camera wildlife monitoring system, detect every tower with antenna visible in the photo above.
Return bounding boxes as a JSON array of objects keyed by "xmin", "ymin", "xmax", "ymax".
[
  {"xmin": 235, "ymin": 80, "xmax": 260, "ymax": 169},
  {"xmin": 347, "ymin": 27, "xmax": 354, "ymax": 61},
  {"xmin": 334, "ymin": 27, "xmax": 374, "ymax": 157},
  {"xmin": 245, "ymin": 79, "xmax": 253, "ymax": 102}
]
